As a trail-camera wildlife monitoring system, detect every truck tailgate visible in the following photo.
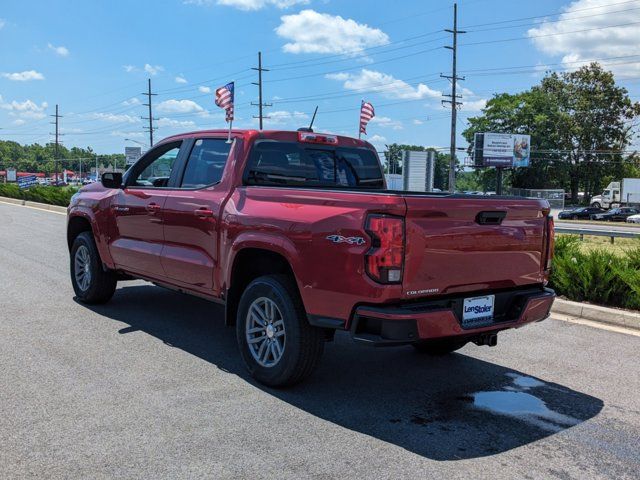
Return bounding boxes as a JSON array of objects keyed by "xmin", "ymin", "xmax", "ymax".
[{"xmin": 401, "ymin": 196, "xmax": 549, "ymax": 299}]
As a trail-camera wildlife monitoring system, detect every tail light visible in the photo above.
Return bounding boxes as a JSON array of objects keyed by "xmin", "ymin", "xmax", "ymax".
[
  {"xmin": 544, "ymin": 216, "xmax": 555, "ymax": 271},
  {"xmin": 365, "ymin": 214, "xmax": 404, "ymax": 284}
]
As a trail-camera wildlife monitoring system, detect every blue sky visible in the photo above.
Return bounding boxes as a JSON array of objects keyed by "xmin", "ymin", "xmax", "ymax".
[{"xmin": 1, "ymin": 0, "xmax": 639, "ymax": 155}]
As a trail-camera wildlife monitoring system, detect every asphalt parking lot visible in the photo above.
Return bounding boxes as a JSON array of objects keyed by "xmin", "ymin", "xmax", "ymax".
[{"xmin": 1, "ymin": 201, "xmax": 639, "ymax": 479}]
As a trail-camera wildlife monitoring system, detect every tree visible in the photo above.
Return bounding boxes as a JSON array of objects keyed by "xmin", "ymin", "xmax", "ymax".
[
  {"xmin": 463, "ymin": 63, "xmax": 640, "ymax": 202},
  {"xmin": 0, "ymin": 140, "xmax": 124, "ymax": 176}
]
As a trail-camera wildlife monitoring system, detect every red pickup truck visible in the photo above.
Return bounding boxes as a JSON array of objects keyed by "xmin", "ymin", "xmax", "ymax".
[{"xmin": 67, "ymin": 129, "xmax": 555, "ymax": 386}]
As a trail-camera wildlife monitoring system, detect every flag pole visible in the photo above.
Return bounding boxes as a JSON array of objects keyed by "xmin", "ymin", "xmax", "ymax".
[
  {"xmin": 358, "ymin": 99, "xmax": 362, "ymax": 139},
  {"xmin": 226, "ymin": 80, "xmax": 234, "ymax": 144}
]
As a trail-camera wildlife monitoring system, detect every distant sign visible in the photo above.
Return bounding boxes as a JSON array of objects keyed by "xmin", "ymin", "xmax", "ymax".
[
  {"xmin": 125, "ymin": 146, "xmax": 142, "ymax": 166},
  {"xmin": 17, "ymin": 175, "xmax": 38, "ymax": 189},
  {"xmin": 6, "ymin": 168, "xmax": 17, "ymax": 182},
  {"xmin": 474, "ymin": 133, "xmax": 531, "ymax": 168}
]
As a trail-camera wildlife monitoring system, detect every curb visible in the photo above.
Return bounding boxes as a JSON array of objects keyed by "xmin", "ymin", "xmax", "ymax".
[
  {"xmin": 552, "ymin": 298, "xmax": 640, "ymax": 331},
  {"xmin": 0, "ymin": 196, "xmax": 68, "ymax": 214}
]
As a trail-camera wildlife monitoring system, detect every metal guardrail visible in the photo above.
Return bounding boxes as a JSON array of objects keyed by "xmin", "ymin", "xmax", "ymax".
[{"xmin": 555, "ymin": 226, "xmax": 640, "ymax": 243}]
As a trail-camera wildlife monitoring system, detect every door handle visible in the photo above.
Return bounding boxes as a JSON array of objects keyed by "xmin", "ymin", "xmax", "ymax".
[
  {"xmin": 146, "ymin": 203, "xmax": 161, "ymax": 214},
  {"xmin": 194, "ymin": 208, "xmax": 214, "ymax": 218}
]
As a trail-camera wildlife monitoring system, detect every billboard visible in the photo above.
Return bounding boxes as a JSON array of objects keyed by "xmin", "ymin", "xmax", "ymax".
[
  {"xmin": 125, "ymin": 146, "xmax": 142, "ymax": 166},
  {"xmin": 6, "ymin": 168, "xmax": 17, "ymax": 182},
  {"xmin": 474, "ymin": 133, "xmax": 530, "ymax": 168},
  {"xmin": 17, "ymin": 175, "xmax": 38, "ymax": 189}
]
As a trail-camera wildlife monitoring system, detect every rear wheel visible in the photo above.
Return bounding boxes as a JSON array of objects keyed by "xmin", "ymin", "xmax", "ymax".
[
  {"xmin": 236, "ymin": 275, "xmax": 324, "ymax": 387},
  {"xmin": 412, "ymin": 339, "xmax": 467, "ymax": 356},
  {"xmin": 70, "ymin": 232, "xmax": 117, "ymax": 304}
]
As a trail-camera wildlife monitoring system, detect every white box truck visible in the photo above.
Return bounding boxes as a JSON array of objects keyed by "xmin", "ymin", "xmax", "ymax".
[{"xmin": 590, "ymin": 178, "xmax": 640, "ymax": 209}]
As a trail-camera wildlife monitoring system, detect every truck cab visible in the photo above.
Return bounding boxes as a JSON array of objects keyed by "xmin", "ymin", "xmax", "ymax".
[{"xmin": 591, "ymin": 182, "xmax": 620, "ymax": 209}]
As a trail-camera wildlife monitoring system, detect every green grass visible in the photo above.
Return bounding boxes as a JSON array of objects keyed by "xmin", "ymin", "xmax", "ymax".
[{"xmin": 560, "ymin": 234, "xmax": 640, "ymax": 256}]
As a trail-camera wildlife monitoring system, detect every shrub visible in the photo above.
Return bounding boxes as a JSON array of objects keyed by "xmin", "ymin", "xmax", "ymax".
[
  {"xmin": 550, "ymin": 236, "xmax": 640, "ymax": 310},
  {"xmin": 0, "ymin": 183, "xmax": 77, "ymax": 207}
]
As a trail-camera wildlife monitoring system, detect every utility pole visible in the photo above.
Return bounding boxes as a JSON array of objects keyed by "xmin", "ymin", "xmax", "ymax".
[
  {"xmin": 141, "ymin": 78, "xmax": 157, "ymax": 147},
  {"xmin": 50, "ymin": 104, "xmax": 62, "ymax": 186},
  {"xmin": 441, "ymin": 3, "xmax": 466, "ymax": 193},
  {"xmin": 252, "ymin": 51, "xmax": 272, "ymax": 129}
]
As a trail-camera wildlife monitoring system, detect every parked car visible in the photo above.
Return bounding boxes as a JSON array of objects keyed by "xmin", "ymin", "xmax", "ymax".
[
  {"xmin": 557, "ymin": 206, "xmax": 606, "ymax": 220},
  {"xmin": 591, "ymin": 207, "xmax": 640, "ymax": 222},
  {"xmin": 626, "ymin": 214, "xmax": 640, "ymax": 224},
  {"xmin": 67, "ymin": 129, "xmax": 555, "ymax": 387}
]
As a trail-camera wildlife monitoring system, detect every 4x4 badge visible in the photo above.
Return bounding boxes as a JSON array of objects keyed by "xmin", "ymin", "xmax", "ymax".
[{"xmin": 326, "ymin": 235, "xmax": 366, "ymax": 246}]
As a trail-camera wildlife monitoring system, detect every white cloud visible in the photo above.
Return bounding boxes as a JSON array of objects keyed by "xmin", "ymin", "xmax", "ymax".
[
  {"xmin": 326, "ymin": 69, "xmax": 441, "ymax": 100},
  {"xmin": 198, "ymin": 86, "xmax": 212, "ymax": 93},
  {"xmin": 456, "ymin": 85, "xmax": 487, "ymax": 112},
  {"xmin": 370, "ymin": 116, "xmax": 403, "ymax": 130},
  {"xmin": 528, "ymin": 0, "xmax": 640, "ymax": 77},
  {"xmin": 0, "ymin": 97, "xmax": 48, "ymax": 120},
  {"xmin": 175, "ymin": 75, "xmax": 188, "ymax": 84},
  {"xmin": 266, "ymin": 110, "xmax": 309, "ymax": 125},
  {"xmin": 368, "ymin": 134, "xmax": 387, "ymax": 144},
  {"xmin": 110, "ymin": 130, "xmax": 144, "ymax": 138},
  {"xmin": 47, "ymin": 43, "xmax": 69, "ymax": 57},
  {"xmin": 156, "ymin": 117, "xmax": 196, "ymax": 128},
  {"xmin": 276, "ymin": 10, "xmax": 389, "ymax": 55},
  {"xmin": 156, "ymin": 99, "xmax": 205, "ymax": 114},
  {"xmin": 122, "ymin": 97, "xmax": 141, "ymax": 106},
  {"xmin": 123, "ymin": 64, "xmax": 165, "ymax": 75},
  {"xmin": 185, "ymin": 0, "xmax": 308, "ymax": 10},
  {"xmin": 0, "ymin": 19, "xmax": 6, "ymax": 30},
  {"xmin": 1, "ymin": 70, "xmax": 45, "ymax": 81},
  {"xmin": 460, "ymin": 99, "xmax": 487, "ymax": 112},
  {"xmin": 413, "ymin": 119, "xmax": 424, "ymax": 125},
  {"xmin": 90, "ymin": 112, "xmax": 140, "ymax": 123},
  {"xmin": 144, "ymin": 64, "xmax": 164, "ymax": 76}
]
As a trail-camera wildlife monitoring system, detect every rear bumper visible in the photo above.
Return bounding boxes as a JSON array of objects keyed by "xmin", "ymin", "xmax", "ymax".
[{"xmin": 350, "ymin": 287, "xmax": 555, "ymax": 346}]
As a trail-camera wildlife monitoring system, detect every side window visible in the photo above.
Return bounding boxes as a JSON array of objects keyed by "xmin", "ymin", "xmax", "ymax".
[
  {"xmin": 180, "ymin": 138, "xmax": 231, "ymax": 188},
  {"xmin": 129, "ymin": 142, "xmax": 182, "ymax": 188}
]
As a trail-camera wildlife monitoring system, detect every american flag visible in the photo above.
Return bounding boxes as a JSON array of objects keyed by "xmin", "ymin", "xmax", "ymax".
[
  {"xmin": 215, "ymin": 82, "xmax": 234, "ymax": 122},
  {"xmin": 359, "ymin": 100, "xmax": 375, "ymax": 135}
]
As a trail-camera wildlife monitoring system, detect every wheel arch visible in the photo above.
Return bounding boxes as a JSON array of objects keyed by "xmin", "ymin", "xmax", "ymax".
[
  {"xmin": 225, "ymin": 247, "xmax": 299, "ymax": 327},
  {"xmin": 67, "ymin": 210, "xmax": 115, "ymax": 269}
]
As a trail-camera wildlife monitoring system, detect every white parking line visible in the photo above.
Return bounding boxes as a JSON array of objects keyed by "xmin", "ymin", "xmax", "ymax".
[
  {"xmin": 0, "ymin": 200, "xmax": 67, "ymax": 215},
  {"xmin": 552, "ymin": 314, "xmax": 640, "ymax": 337}
]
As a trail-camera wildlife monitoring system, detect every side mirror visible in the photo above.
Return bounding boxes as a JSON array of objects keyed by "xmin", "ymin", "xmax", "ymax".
[{"xmin": 101, "ymin": 172, "xmax": 123, "ymax": 189}]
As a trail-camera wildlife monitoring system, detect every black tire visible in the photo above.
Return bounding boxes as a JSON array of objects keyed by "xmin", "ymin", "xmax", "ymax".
[
  {"xmin": 412, "ymin": 339, "xmax": 467, "ymax": 356},
  {"xmin": 591, "ymin": 202, "xmax": 601, "ymax": 209},
  {"xmin": 571, "ymin": 215, "xmax": 578, "ymax": 220},
  {"xmin": 70, "ymin": 231, "xmax": 117, "ymax": 304},
  {"xmin": 236, "ymin": 274, "xmax": 324, "ymax": 387}
]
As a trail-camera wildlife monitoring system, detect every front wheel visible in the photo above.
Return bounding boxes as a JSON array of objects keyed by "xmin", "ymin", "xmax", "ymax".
[
  {"xmin": 236, "ymin": 275, "xmax": 324, "ymax": 387},
  {"xmin": 591, "ymin": 202, "xmax": 601, "ymax": 209},
  {"xmin": 70, "ymin": 231, "xmax": 117, "ymax": 304},
  {"xmin": 412, "ymin": 339, "xmax": 467, "ymax": 356}
]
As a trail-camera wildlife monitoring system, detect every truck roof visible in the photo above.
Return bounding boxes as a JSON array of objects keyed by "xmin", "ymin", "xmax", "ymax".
[{"xmin": 160, "ymin": 129, "xmax": 376, "ymax": 150}]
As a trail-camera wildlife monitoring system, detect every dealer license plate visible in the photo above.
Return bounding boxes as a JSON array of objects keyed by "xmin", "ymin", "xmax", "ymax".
[{"xmin": 462, "ymin": 295, "xmax": 495, "ymax": 328}]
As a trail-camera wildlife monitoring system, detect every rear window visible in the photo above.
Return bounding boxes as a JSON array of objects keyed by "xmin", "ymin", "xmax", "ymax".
[{"xmin": 244, "ymin": 141, "xmax": 384, "ymax": 189}]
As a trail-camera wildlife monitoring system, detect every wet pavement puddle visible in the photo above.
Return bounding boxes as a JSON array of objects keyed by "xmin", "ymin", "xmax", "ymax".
[{"xmin": 465, "ymin": 374, "xmax": 580, "ymax": 432}]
